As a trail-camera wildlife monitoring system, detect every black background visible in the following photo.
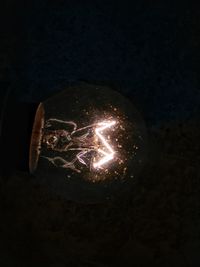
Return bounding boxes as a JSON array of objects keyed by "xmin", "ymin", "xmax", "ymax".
[{"xmin": 0, "ymin": 1, "xmax": 200, "ymax": 266}]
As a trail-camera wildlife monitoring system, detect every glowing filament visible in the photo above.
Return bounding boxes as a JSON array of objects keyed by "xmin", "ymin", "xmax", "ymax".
[
  {"xmin": 43, "ymin": 118, "xmax": 117, "ymax": 173},
  {"xmin": 93, "ymin": 120, "xmax": 116, "ymax": 169}
]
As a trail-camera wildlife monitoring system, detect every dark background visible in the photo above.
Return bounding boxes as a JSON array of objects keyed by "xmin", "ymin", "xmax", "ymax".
[{"xmin": 0, "ymin": 1, "xmax": 200, "ymax": 266}]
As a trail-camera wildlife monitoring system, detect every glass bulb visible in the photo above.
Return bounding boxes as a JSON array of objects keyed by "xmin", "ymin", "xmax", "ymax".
[{"xmin": 29, "ymin": 83, "xmax": 147, "ymax": 203}]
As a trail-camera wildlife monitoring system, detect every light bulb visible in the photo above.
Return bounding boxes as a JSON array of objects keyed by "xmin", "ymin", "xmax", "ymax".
[{"xmin": 29, "ymin": 83, "xmax": 147, "ymax": 203}]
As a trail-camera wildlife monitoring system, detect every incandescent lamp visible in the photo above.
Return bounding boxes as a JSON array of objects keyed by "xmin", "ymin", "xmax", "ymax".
[{"xmin": 29, "ymin": 83, "xmax": 147, "ymax": 203}]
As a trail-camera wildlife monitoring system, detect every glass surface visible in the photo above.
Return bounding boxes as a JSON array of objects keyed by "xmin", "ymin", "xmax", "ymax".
[{"xmin": 30, "ymin": 83, "xmax": 147, "ymax": 203}]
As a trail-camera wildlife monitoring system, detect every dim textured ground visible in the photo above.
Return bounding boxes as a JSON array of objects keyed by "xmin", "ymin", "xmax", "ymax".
[{"xmin": 0, "ymin": 119, "xmax": 199, "ymax": 267}]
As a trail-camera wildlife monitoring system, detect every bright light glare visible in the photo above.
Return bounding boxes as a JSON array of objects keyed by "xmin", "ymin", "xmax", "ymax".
[{"xmin": 93, "ymin": 120, "xmax": 116, "ymax": 169}]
